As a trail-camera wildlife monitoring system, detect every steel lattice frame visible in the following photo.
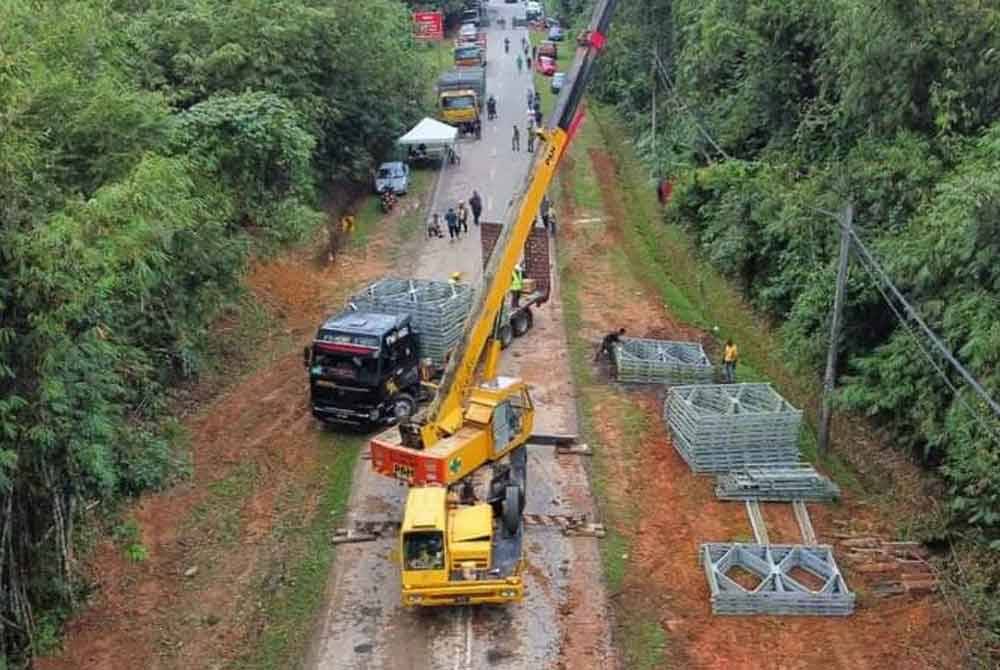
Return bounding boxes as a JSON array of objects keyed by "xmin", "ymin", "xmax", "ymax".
[
  {"xmin": 664, "ymin": 383, "xmax": 802, "ymax": 473},
  {"xmin": 701, "ymin": 543, "xmax": 855, "ymax": 616},
  {"xmin": 715, "ymin": 465, "xmax": 841, "ymax": 502},
  {"xmin": 613, "ymin": 337, "xmax": 714, "ymax": 384},
  {"xmin": 348, "ymin": 278, "xmax": 472, "ymax": 364}
]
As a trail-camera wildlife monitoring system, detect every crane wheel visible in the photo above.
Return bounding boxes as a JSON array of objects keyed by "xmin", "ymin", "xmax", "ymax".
[
  {"xmin": 512, "ymin": 308, "xmax": 533, "ymax": 337},
  {"xmin": 502, "ymin": 485, "xmax": 522, "ymax": 535},
  {"xmin": 499, "ymin": 324, "xmax": 514, "ymax": 349}
]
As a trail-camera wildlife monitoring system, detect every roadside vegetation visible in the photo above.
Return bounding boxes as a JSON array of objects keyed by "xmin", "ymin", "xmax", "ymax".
[
  {"xmin": 549, "ymin": 0, "xmax": 1000, "ymax": 661},
  {"xmin": 0, "ymin": 0, "xmax": 434, "ymax": 664}
]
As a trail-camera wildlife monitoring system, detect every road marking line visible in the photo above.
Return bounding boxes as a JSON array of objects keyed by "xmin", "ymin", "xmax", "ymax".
[{"xmin": 463, "ymin": 608, "xmax": 472, "ymax": 668}]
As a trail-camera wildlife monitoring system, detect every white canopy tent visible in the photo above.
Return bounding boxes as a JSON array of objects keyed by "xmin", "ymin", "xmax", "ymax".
[{"xmin": 398, "ymin": 117, "xmax": 458, "ymax": 147}]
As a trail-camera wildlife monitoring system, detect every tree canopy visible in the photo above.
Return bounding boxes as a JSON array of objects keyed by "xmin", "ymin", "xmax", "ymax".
[{"xmin": 0, "ymin": 0, "xmax": 431, "ymax": 662}]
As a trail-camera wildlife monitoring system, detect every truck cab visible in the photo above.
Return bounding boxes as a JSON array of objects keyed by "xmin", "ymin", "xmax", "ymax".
[
  {"xmin": 306, "ymin": 311, "xmax": 421, "ymax": 425},
  {"xmin": 400, "ymin": 486, "xmax": 524, "ymax": 606},
  {"xmin": 439, "ymin": 90, "xmax": 481, "ymax": 135},
  {"xmin": 453, "ymin": 44, "xmax": 484, "ymax": 68}
]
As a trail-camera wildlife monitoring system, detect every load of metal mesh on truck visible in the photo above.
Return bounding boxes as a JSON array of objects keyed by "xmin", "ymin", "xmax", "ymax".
[
  {"xmin": 613, "ymin": 337, "xmax": 714, "ymax": 384},
  {"xmin": 663, "ymin": 383, "xmax": 802, "ymax": 473},
  {"xmin": 348, "ymin": 278, "xmax": 472, "ymax": 364}
]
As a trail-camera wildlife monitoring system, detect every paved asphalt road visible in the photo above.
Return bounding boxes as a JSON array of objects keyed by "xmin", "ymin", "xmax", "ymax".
[{"xmin": 306, "ymin": 3, "xmax": 615, "ymax": 669}]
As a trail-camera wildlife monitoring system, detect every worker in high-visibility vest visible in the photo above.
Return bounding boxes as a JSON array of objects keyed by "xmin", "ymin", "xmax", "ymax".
[
  {"xmin": 510, "ymin": 264, "xmax": 524, "ymax": 308},
  {"xmin": 723, "ymin": 339, "xmax": 739, "ymax": 383}
]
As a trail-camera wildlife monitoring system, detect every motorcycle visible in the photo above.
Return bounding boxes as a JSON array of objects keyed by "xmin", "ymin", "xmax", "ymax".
[{"xmin": 380, "ymin": 188, "xmax": 397, "ymax": 213}]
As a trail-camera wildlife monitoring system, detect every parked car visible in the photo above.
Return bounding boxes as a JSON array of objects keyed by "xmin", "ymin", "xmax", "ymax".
[
  {"xmin": 536, "ymin": 56, "xmax": 556, "ymax": 76},
  {"xmin": 374, "ymin": 162, "xmax": 409, "ymax": 194},
  {"xmin": 551, "ymin": 72, "xmax": 566, "ymax": 93},
  {"xmin": 525, "ymin": 1, "xmax": 543, "ymax": 20},
  {"xmin": 547, "ymin": 24, "xmax": 563, "ymax": 41}
]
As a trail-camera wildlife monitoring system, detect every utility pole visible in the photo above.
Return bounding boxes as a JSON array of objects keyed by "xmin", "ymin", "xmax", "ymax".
[
  {"xmin": 817, "ymin": 203, "xmax": 853, "ymax": 454},
  {"xmin": 651, "ymin": 46, "xmax": 657, "ymax": 172}
]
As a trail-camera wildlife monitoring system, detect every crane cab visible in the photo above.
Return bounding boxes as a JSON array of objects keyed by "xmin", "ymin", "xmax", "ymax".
[{"xmin": 370, "ymin": 377, "xmax": 534, "ymax": 486}]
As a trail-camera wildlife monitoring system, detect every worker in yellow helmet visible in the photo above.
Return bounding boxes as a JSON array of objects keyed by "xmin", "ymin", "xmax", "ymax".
[
  {"xmin": 510, "ymin": 263, "xmax": 524, "ymax": 308},
  {"xmin": 722, "ymin": 339, "xmax": 739, "ymax": 383}
]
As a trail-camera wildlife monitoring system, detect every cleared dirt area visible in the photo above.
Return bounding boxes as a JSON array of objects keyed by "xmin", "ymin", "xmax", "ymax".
[
  {"xmin": 36, "ymin": 193, "xmax": 425, "ymax": 670},
  {"xmin": 555, "ymin": 123, "xmax": 967, "ymax": 669}
]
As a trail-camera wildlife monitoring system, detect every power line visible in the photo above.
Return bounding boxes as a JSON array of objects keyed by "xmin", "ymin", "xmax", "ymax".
[
  {"xmin": 646, "ymin": 46, "xmax": 1000, "ymax": 436},
  {"xmin": 651, "ymin": 51, "xmax": 731, "ymax": 161},
  {"xmin": 843, "ymin": 224, "xmax": 1000, "ymax": 422},
  {"xmin": 840, "ymin": 223, "xmax": 1000, "ymax": 443}
]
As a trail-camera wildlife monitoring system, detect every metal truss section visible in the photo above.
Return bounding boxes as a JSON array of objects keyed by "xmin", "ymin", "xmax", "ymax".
[
  {"xmin": 348, "ymin": 278, "xmax": 473, "ymax": 364},
  {"xmin": 664, "ymin": 384, "xmax": 802, "ymax": 473},
  {"xmin": 716, "ymin": 465, "xmax": 841, "ymax": 502},
  {"xmin": 613, "ymin": 337, "xmax": 714, "ymax": 385},
  {"xmin": 701, "ymin": 543, "xmax": 855, "ymax": 616}
]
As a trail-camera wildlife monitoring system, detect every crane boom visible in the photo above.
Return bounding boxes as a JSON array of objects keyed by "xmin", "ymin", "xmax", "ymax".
[{"xmin": 415, "ymin": 0, "xmax": 620, "ymax": 449}]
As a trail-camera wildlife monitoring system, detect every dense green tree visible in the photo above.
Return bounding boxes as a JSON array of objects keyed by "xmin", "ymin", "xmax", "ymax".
[{"xmin": 0, "ymin": 0, "xmax": 432, "ymax": 662}]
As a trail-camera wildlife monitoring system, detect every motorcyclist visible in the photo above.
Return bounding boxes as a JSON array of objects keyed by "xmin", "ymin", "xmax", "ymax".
[
  {"xmin": 504, "ymin": 37, "xmax": 510, "ymax": 53},
  {"xmin": 487, "ymin": 95, "xmax": 497, "ymax": 120},
  {"xmin": 380, "ymin": 186, "xmax": 396, "ymax": 212}
]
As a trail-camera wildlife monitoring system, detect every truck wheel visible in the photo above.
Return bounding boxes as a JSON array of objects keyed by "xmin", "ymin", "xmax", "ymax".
[
  {"xmin": 502, "ymin": 485, "xmax": 522, "ymax": 535},
  {"xmin": 391, "ymin": 394, "xmax": 415, "ymax": 422},
  {"xmin": 512, "ymin": 308, "xmax": 533, "ymax": 337},
  {"xmin": 499, "ymin": 324, "xmax": 513, "ymax": 349}
]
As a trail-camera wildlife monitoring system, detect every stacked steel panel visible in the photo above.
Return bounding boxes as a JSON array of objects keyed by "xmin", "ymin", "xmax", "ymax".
[
  {"xmin": 715, "ymin": 465, "xmax": 841, "ymax": 502},
  {"xmin": 701, "ymin": 543, "xmax": 855, "ymax": 616},
  {"xmin": 613, "ymin": 337, "xmax": 714, "ymax": 384},
  {"xmin": 348, "ymin": 279, "xmax": 472, "ymax": 364},
  {"xmin": 664, "ymin": 384, "xmax": 802, "ymax": 473}
]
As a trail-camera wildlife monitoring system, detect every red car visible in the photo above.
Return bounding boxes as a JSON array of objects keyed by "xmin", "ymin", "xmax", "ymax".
[{"xmin": 536, "ymin": 56, "xmax": 556, "ymax": 76}]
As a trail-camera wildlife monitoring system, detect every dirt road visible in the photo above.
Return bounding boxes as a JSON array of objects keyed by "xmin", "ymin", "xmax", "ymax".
[{"xmin": 306, "ymin": 6, "xmax": 615, "ymax": 670}]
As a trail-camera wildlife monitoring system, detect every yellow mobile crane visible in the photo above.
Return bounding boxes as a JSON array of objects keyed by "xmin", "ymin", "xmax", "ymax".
[{"xmin": 369, "ymin": 0, "xmax": 619, "ymax": 606}]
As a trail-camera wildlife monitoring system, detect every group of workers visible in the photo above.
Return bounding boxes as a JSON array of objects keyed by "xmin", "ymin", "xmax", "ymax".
[{"xmin": 428, "ymin": 190, "xmax": 484, "ymax": 242}]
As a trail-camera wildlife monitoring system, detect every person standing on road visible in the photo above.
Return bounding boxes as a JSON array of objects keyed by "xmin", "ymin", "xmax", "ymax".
[
  {"xmin": 534, "ymin": 107, "xmax": 543, "ymax": 127},
  {"xmin": 526, "ymin": 126, "xmax": 535, "ymax": 153},
  {"xmin": 533, "ymin": 91, "xmax": 541, "ymax": 111},
  {"xmin": 516, "ymin": 53, "xmax": 523, "ymax": 73},
  {"xmin": 457, "ymin": 201, "xmax": 469, "ymax": 233},
  {"xmin": 511, "ymin": 124, "xmax": 520, "ymax": 151},
  {"xmin": 487, "ymin": 95, "xmax": 497, "ymax": 120},
  {"xmin": 469, "ymin": 190, "xmax": 483, "ymax": 226},
  {"xmin": 723, "ymin": 339, "xmax": 739, "ymax": 383},
  {"xmin": 504, "ymin": 37, "xmax": 510, "ymax": 53},
  {"xmin": 445, "ymin": 207, "xmax": 459, "ymax": 241}
]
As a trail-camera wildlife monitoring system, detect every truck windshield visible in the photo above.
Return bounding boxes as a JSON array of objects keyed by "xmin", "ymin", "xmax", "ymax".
[
  {"xmin": 317, "ymin": 331, "xmax": 379, "ymax": 348},
  {"xmin": 442, "ymin": 95, "xmax": 475, "ymax": 110},
  {"xmin": 312, "ymin": 351, "xmax": 381, "ymax": 385},
  {"xmin": 403, "ymin": 531, "xmax": 445, "ymax": 571}
]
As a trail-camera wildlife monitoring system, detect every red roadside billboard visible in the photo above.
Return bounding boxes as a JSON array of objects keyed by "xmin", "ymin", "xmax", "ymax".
[{"xmin": 413, "ymin": 11, "xmax": 444, "ymax": 41}]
